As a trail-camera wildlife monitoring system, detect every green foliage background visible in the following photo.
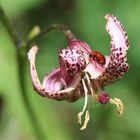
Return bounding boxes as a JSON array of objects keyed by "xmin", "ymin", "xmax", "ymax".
[{"xmin": 0, "ymin": 0, "xmax": 140, "ymax": 140}]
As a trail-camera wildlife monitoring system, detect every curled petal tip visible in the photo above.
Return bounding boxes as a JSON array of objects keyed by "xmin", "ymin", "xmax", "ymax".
[
  {"xmin": 29, "ymin": 45, "xmax": 39, "ymax": 53},
  {"xmin": 105, "ymin": 14, "xmax": 111, "ymax": 19},
  {"xmin": 28, "ymin": 45, "xmax": 39, "ymax": 60},
  {"xmin": 28, "ymin": 45, "xmax": 47, "ymax": 97},
  {"xmin": 105, "ymin": 14, "xmax": 117, "ymax": 20},
  {"xmin": 106, "ymin": 13, "xmax": 130, "ymax": 49}
]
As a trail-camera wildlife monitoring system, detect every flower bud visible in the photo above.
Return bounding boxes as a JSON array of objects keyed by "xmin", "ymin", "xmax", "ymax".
[{"xmin": 98, "ymin": 92, "xmax": 110, "ymax": 104}]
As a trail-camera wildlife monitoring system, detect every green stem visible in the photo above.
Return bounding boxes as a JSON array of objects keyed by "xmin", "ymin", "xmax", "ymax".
[
  {"xmin": 0, "ymin": 6, "xmax": 20, "ymax": 47},
  {"xmin": 26, "ymin": 24, "xmax": 75, "ymax": 47},
  {"xmin": 18, "ymin": 56, "xmax": 46, "ymax": 140},
  {"xmin": 0, "ymin": 4, "xmax": 76, "ymax": 140},
  {"xmin": 0, "ymin": 5, "xmax": 45, "ymax": 140}
]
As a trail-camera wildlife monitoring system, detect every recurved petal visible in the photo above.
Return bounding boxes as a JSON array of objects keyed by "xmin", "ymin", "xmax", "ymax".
[
  {"xmin": 42, "ymin": 70, "xmax": 84, "ymax": 102},
  {"xmin": 106, "ymin": 14, "xmax": 130, "ymax": 56},
  {"xmin": 28, "ymin": 45, "xmax": 47, "ymax": 96},
  {"xmin": 96, "ymin": 14, "xmax": 129, "ymax": 86},
  {"xmin": 28, "ymin": 45, "xmax": 84, "ymax": 101}
]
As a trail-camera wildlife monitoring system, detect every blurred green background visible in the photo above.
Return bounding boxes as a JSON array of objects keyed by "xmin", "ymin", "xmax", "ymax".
[{"xmin": 0, "ymin": 0, "xmax": 140, "ymax": 140}]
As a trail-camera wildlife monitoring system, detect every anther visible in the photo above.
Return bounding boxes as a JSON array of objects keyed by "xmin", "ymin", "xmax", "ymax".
[{"xmin": 109, "ymin": 97, "xmax": 124, "ymax": 116}]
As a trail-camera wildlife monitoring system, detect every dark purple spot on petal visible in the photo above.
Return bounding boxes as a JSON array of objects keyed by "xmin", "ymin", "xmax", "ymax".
[{"xmin": 119, "ymin": 47, "xmax": 122, "ymax": 52}]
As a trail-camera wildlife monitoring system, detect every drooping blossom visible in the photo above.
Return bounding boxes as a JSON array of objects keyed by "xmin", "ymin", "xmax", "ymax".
[{"xmin": 28, "ymin": 14, "xmax": 130, "ymax": 130}]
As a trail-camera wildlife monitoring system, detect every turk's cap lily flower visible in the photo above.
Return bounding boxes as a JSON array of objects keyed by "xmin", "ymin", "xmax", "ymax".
[{"xmin": 28, "ymin": 14, "xmax": 129, "ymax": 130}]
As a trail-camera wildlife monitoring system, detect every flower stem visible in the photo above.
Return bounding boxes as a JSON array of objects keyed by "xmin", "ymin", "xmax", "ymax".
[
  {"xmin": 26, "ymin": 24, "xmax": 75, "ymax": 47},
  {"xmin": 0, "ymin": 5, "xmax": 45, "ymax": 140},
  {"xmin": 0, "ymin": 4, "xmax": 75, "ymax": 139},
  {"xmin": 0, "ymin": 6, "xmax": 21, "ymax": 47},
  {"xmin": 18, "ymin": 56, "xmax": 46, "ymax": 140}
]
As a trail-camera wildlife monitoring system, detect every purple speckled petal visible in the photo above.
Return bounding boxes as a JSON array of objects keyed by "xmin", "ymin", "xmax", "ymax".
[
  {"xmin": 69, "ymin": 39, "xmax": 92, "ymax": 53},
  {"xmin": 28, "ymin": 46, "xmax": 46, "ymax": 96},
  {"xmin": 59, "ymin": 47, "xmax": 86, "ymax": 76},
  {"xmin": 42, "ymin": 68, "xmax": 63, "ymax": 92},
  {"xmin": 84, "ymin": 62, "xmax": 105, "ymax": 79},
  {"xmin": 28, "ymin": 45, "xmax": 84, "ymax": 101},
  {"xmin": 96, "ymin": 14, "xmax": 130, "ymax": 86},
  {"xmin": 68, "ymin": 39, "xmax": 107, "ymax": 79}
]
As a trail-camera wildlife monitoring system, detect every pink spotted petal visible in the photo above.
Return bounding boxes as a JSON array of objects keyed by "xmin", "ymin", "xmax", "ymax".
[
  {"xmin": 28, "ymin": 46, "xmax": 46, "ymax": 96},
  {"xmin": 96, "ymin": 14, "xmax": 130, "ymax": 86},
  {"xmin": 69, "ymin": 39, "xmax": 106, "ymax": 79},
  {"xmin": 83, "ymin": 55, "xmax": 110, "ymax": 81},
  {"xmin": 69, "ymin": 39, "xmax": 92, "ymax": 54},
  {"xmin": 28, "ymin": 45, "xmax": 84, "ymax": 101},
  {"xmin": 58, "ymin": 38, "xmax": 103, "ymax": 83},
  {"xmin": 106, "ymin": 14, "xmax": 130, "ymax": 56},
  {"xmin": 84, "ymin": 62, "xmax": 105, "ymax": 79}
]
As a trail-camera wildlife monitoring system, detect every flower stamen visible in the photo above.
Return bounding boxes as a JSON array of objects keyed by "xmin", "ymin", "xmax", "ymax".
[
  {"xmin": 80, "ymin": 111, "xmax": 90, "ymax": 131},
  {"xmin": 109, "ymin": 98, "xmax": 124, "ymax": 116},
  {"xmin": 77, "ymin": 78, "xmax": 89, "ymax": 130},
  {"xmin": 84, "ymin": 72, "xmax": 96, "ymax": 101}
]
